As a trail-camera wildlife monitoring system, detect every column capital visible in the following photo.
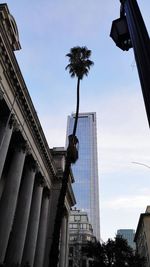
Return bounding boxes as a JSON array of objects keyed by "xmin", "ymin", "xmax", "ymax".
[
  {"xmin": 13, "ymin": 119, "xmax": 21, "ymax": 132},
  {"xmin": 0, "ymin": 114, "xmax": 17, "ymax": 129},
  {"xmin": 36, "ymin": 173, "xmax": 45, "ymax": 187},
  {"xmin": 18, "ymin": 141, "xmax": 29, "ymax": 154},
  {"xmin": 9, "ymin": 114, "xmax": 16, "ymax": 129},
  {"xmin": 11, "ymin": 138, "xmax": 29, "ymax": 154},
  {"xmin": 25, "ymin": 155, "xmax": 38, "ymax": 172},
  {"xmin": 62, "ymin": 207, "xmax": 68, "ymax": 218},
  {"xmin": 43, "ymin": 187, "xmax": 50, "ymax": 199}
]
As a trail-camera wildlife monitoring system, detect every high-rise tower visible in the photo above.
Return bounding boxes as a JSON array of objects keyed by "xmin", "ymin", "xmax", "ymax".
[{"xmin": 66, "ymin": 112, "xmax": 100, "ymax": 239}]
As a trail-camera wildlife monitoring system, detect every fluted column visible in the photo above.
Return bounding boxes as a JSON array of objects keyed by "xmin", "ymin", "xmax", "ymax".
[
  {"xmin": 0, "ymin": 137, "xmax": 27, "ymax": 263},
  {"xmin": 5, "ymin": 156, "xmax": 37, "ymax": 266},
  {"xmin": 0, "ymin": 88, "xmax": 4, "ymax": 101},
  {"xmin": 59, "ymin": 213, "xmax": 68, "ymax": 267},
  {"xmin": 34, "ymin": 187, "xmax": 50, "ymax": 267},
  {"xmin": 0, "ymin": 115, "xmax": 14, "ymax": 179},
  {"xmin": 43, "ymin": 182, "xmax": 61, "ymax": 267},
  {"xmin": 21, "ymin": 174, "xmax": 44, "ymax": 267}
]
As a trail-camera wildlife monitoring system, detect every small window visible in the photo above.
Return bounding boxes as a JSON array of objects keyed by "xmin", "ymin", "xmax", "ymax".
[
  {"xmin": 80, "ymin": 224, "xmax": 83, "ymax": 229},
  {"xmin": 70, "ymin": 236, "xmax": 77, "ymax": 241},
  {"xmin": 69, "ymin": 215, "xmax": 74, "ymax": 222},
  {"xmin": 81, "ymin": 215, "xmax": 87, "ymax": 222},
  {"xmin": 69, "ymin": 247, "xmax": 74, "ymax": 256},
  {"xmin": 72, "ymin": 223, "xmax": 78, "ymax": 229},
  {"xmin": 83, "ymin": 224, "xmax": 87, "ymax": 229},
  {"xmin": 74, "ymin": 215, "xmax": 80, "ymax": 221},
  {"xmin": 80, "ymin": 223, "xmax": 87, "ymax": 229}
]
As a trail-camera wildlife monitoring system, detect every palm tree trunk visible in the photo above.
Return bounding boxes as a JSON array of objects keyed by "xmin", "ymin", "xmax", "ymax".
[
  {"xmin": 73, "ymin": 78, "xmax": 80, "ymax": 136},
  {"xmin": 49, "ymin": 157, "xmax": 71, "ymax": 267},
  {"xmin": 49, "ymin": 78, "xmax": 80, "ymax": 267}
]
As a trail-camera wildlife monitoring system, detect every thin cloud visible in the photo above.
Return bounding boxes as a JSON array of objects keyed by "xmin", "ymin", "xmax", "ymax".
[{"xmin": 103, "ymin": 195, "xmax": 150, "ymax": 210}]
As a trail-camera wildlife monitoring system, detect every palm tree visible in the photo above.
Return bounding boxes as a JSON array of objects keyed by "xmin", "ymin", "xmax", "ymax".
[
  {"xmin": 66, "ymin": 46, "xmax": 94, "ymax": 136},
  {"xmin": 49, "ymin": 46, "xmax": 93, "ymax": 267}
]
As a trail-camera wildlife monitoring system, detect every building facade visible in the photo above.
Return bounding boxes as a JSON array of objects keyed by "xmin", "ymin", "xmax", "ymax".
[
  {"xmin": 66, "ymin": 113, "xmax": 100, "ymax": 239},
  {"xmin": 117, "ymin": 229, "xmax": 136, "ymax": 250},
  {"xmin": 134, "ymin": 206, "xmax": 150, "ymax": 267},
  {"xmin": 0, "ymin": 4, "xmax": 75, "ymax": 267},
  {"xmin": 68, "ymin": 209, "xmax": 96, "ymax": 267}
]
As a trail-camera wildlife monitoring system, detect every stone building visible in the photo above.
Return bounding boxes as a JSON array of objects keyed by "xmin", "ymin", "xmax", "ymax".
[
  {"xmin": 68, "ymin": 209, "xmax": 96, "ymax": 267},
  {"xmin": 0, "ymin": 3, "xmax": 75, "ymax": 267},
  {"xmin": 134, "ymin": 206, "xmax": 150, "ymax": 267}
]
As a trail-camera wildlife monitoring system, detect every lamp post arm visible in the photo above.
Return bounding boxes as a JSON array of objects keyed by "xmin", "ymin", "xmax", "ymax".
[
  {"xmin": 132, "ymin": 162, "xmax": 150, "ymax": 169},
  {"xmin": 120, "ymin": 2, "xmax": 125, "ymax": 17}
]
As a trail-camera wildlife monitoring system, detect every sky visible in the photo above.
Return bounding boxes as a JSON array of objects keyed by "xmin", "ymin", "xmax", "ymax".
[{"xmin": 4, "ymin": 0, "xmax": 150, "ymax": 241}]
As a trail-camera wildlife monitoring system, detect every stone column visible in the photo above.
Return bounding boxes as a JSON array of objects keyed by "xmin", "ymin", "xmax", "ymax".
[
  {"xmin": 43, "ymin": 182, "xmax": 61, "ymax": 267},
  {"xmin": 59, "ymin": 214, "xmax": 68, "ymax": 267},
  {"xmin": 5, "ymin": 156, "xmax": 37, "ymax": 266},
  {"xmin": 21, "ymin": 174, "xmax": 44, "ymax": 267},
  {"xmin": 33, "ymin": 187, "xmax": 50, "ymax": 267},
  {"xmin": 0, "ymin": 138, "xmax": 27, "ymax": 263},
  {"xmin": 0, "ymin": 115, "xmax": 14, "ymax": 179}
]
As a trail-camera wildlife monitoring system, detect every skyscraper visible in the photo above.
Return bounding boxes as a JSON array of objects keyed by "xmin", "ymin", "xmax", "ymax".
[{"xmin": 66, "ymin": 112, "xmax": 100, "ymax": 239}]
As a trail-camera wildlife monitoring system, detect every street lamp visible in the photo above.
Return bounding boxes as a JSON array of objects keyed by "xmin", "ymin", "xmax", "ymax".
[
  {"xmin": 110, "ymin": 16, "xmax": 132, "ymax": 51},
  {"xmin": 110, "ymin": 0, "xmax": 150, "ymax": 127}
]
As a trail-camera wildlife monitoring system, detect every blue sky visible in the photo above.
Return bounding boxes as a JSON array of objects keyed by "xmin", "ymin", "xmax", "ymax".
[{"xmin": 5, "ymin": 0, "xmax": 150, "ymax": 241}]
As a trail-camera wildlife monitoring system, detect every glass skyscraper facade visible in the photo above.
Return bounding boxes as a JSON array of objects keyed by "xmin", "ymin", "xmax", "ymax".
[{"xmin": 66, "ymin": 112, "xmax": 100, "ymax": 239}]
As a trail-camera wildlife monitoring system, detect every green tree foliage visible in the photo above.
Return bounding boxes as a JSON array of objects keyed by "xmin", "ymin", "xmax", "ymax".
[
  {"xmin": 83, "ymin": 236, "xmax": 145, "ymax": 267},
  {"xmin": 65, "ymin": 46, "xmax": 94, "ymax": 80}
]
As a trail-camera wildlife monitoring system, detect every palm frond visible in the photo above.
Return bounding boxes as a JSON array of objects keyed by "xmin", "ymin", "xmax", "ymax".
[{"xmin": 65, "ymin": 46, "xmax": 94, "ymax": 80}]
